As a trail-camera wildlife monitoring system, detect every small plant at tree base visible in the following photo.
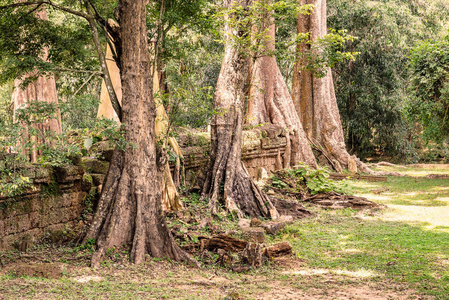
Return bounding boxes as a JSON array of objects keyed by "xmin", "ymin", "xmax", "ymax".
[{"xmin": 270, "ymin": 163, "xmax": 347, "ymax": 196}]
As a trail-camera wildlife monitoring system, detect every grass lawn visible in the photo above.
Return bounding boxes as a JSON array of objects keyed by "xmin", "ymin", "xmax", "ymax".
[{"xmin": 0, "ymin": 164, "xmax": 448, "ymax": 299}]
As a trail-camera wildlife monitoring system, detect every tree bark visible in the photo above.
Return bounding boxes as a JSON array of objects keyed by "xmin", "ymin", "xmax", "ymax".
[
  {"xmin": 202, "ymin": 0, "xmax": 279, "ymax": 219},
  {"xmin": 291, "ymin": 0, "xmax": 372, "ymax": 174},
  {"xmin": 12, "ymin": 6, "xmax": 62, "ymax": 163},
  {"xmin": 96, "ymin": 39, "xmax": 184, "ymax": 212},
  {"xmin": 246, "ymin": 3, "xmax": 317, "ymax": 168},
  {"xmin": 85, "ymin": 0, "xmax": 194, "ymax": 267}
]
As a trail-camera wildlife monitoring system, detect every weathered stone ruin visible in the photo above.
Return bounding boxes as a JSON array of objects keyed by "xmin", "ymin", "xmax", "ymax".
[{"xmin": 0, "ymin": 125, "xmax": 290, "ymax": 250}]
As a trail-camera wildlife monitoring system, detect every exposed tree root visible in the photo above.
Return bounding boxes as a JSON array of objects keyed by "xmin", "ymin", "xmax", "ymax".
[{"xmin": 84, "ymin": 151, "xmax": 198, "ymax": 268}]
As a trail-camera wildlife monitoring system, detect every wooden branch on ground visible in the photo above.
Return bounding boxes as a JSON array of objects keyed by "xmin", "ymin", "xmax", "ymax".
[
  {"xmin": 303, "ymin": 192, "xmax": 382, "ymax": 210},
  {"xmin": 329, "ymin": 173, "xmax": 387, "ymax": 182},
  {"xmin": 367, "ymin": 161, "xmax": 406, "ymax": 168}
]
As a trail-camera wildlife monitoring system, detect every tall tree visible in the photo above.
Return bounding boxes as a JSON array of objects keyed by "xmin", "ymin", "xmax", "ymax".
[
  {"xmin": 11, "ymin": 6, "xmax": 62, "ymax": 162},
  {"xmin": 291, "ymin": 0, "xmax": 371, "ymax": 173},
  {"xmin": 1, "ymin": 0, "xmax": 195, "ymax": 266},
  {"xmin": 246, "ymin": 0, "xmax": 316, "ymax": 169},
  {"xmin": 202, "ymin": 0, "xmax": 278, "ymax": 219},
  {"xmin": 84, "ymin": 0, "xmax": 193, "ymax": 266}
]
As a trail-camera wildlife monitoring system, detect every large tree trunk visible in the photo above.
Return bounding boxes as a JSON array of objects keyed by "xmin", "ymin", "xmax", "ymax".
[
  {"xmin": 246, "ymin": 4, "xmax": 317, "ymax": 169},
  {"xmin": 12, "ymin": 7, "xmax": 62, "ymax": 163},
  {"xmin": 202, "ymin": 0, "xmax": 279, "ymax": 219},
  {"xmin": 291, "ymin": 0, "xmax": 372, "ymax": 174},
  {"xmin": 85, "ymin": 0, "xmax": 193, "ymax": 267},
  {"xmin": 96, "ymin": 42, "xmax": 183, "ymax": 212}
]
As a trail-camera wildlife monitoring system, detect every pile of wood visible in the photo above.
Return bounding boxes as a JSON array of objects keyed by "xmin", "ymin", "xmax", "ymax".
[{"xmin": 182, "ymin": 233, "xmax": 293, "ymax": 271}]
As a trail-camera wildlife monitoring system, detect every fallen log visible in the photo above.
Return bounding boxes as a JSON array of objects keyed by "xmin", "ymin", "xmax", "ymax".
[
  {"xmin": 303, "ymin": 192, "xmax": 382, "ymax": 210},
  {"xmin": 201, "ymin": 234, "xmax": 248, "ymax": 252},
  {"xmin": 425, "ymin": 174, "xmax": 449, "ymax": 179},
  {"xmin": 264, "ymin": 242, "xmax": 293, "ymax": 258},
  {"xmin": 329, "ymin": 173, "xmax": 387, "ymax": 182}
]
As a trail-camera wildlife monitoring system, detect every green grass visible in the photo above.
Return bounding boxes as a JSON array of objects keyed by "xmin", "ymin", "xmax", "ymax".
[
  {"xmin": 344, "ymin": 165, "xmax": 449, "ymax": 207},
  {"xmin": 274, "ymin": 208, "xmax": 449, "ymax": 298}
]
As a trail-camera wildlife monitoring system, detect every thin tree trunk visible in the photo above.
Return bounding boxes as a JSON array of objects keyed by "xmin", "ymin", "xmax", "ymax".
[
  {"xmin": 85, "ymin": 2, "xmax": 122, "ymax": 122},
  {"xmin": 292, "ymin": 0, "xmax": 372, "ymax": 174},
  {"xmin": 12, "ymin": 6, "xmax": 62, "ymax": 162},
  {"xmin": 97, "ymin": 43, "xmax": 122, "ymax": 123},
  {"xmin": 246, "ymin": 3, "xmax": 317, "ymax": 168},
  {"xmin": 85, "ymin": 0, "xmax": 194, "ymax": 267},
  {"xmin": 202, "ymin": 0, "xmax": 279, "ymax": 219}
]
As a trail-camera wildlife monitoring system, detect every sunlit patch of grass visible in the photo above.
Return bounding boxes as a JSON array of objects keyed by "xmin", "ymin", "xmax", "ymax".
[
  {"xmin": 275, "ymin": 209, "xmax": 449, "ymax": 298},
  {"xmin": 346, "ymin": 169, "xmax": 449, "ymax": 207}
]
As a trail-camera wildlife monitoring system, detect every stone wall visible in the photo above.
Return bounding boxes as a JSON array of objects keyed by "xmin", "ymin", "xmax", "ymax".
[
  {"xmin": 177, "ymin": 124, "xmax": 288, "ymax": 185},
  {"xmin": 0, "ymin": 165, "xmax": 88, "ymax": 250},
  {"xmin": 0, "ymin": 125, "xmax": 288, "ymax": 249}
]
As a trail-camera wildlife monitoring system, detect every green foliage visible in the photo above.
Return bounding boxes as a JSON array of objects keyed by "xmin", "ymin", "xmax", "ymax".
[
  {"xmin": 272, "ymin": 163, "xmax": 346, "ymax": 195},
  {"xmin": 0, "ymin": 3, "xmax": 99, "ymax": 87},
  {"xmin": 0, "ymin": 169, "xmax": 34, "ymax": 198},
  {"xmin": 291, "ymin": 163, "xmax": 347, "ymax": 195},
  {"xmin": 407, "ymin": 35, "xmax": 449, "ymax": 143},
  {"xmin": 75, "ymin": 238, "xmax": 96, "ymax": 253},
  {"xmin": 299, "ymin": 29, "xmax": 359, "ymax": 78}
]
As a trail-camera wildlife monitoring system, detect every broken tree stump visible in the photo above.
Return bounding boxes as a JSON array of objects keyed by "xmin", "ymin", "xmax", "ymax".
[{"xmin": 241, "ymin": 242, "xmax": 264, "ymax": 268}]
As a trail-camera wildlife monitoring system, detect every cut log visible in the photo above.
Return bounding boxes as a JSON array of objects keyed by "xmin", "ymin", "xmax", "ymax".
[
  {"xmin": 201, "ymin": 234, "xmax": 248, "ymax": 252},
  {"xmin": 264, "ymin": 242, "xmax": 293, "ymax": 258}
]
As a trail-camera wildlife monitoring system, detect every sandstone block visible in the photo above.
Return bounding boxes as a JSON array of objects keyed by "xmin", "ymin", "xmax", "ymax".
[
  {"xmin": 81, "ymin": 158, "xmax": 110, "ymax": 174},
  {"xmin": 250, "ymin": 218, "xmax": 262, "ymax": 227},
  {"xmin": 89, "ymin": 140, "xmax": 115, "ymax": 162},
  {"xmin": 81, "ymin": 174, "xmax": 93, "ymax": 191},
  {"xmin": 53, "ymin": 165, "xmax": 84, "ymax": 183},
  {"xmin": 91, "ymin": 174, "xmax": 106, "ymax": 186},
  {"xmin": 238, "ymin": 218, "xmax": 251, "ymax": 229}
]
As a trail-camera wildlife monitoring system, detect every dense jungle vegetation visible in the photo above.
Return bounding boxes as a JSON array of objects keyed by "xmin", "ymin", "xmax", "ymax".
[{"xmin": 0, "ymin": 0, "xmax": 448, "ymax": 164}]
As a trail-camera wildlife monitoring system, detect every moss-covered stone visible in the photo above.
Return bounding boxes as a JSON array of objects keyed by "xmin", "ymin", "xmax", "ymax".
[
  {"xmin": 81, "ymin": 158, "xmax": 110, "ymax": 174},
  {"xmin": 41, "ymin": 179, "xmax": 61, "ymax": 198},
  {"xmin": 53, "ymin": 165, "xmax": 84, "ymax": 183},
  {"xmin": 88, "ymin": 141, "xmax": 115, "ymax": 162},
  {"xmin": 81, "ymin": 174, "xmax": 93, "ymax": 191},
  {"xmin": 90, "ymin": 174, "xmax": 106, "ymax": 186}
]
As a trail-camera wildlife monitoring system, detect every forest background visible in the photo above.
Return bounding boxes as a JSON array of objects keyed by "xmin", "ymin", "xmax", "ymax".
[{"xmin": 1, "ymin": 0, "xmax": 449, "ymax": 164}]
